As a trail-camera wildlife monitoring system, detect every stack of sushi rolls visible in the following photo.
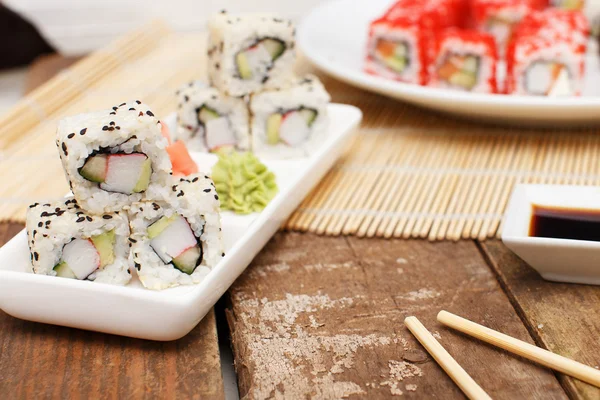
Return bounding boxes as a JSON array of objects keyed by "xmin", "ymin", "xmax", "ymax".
[
  {"xmin": 56, "ymin": 101, "xmax": 172, "ymax": 214},
  {"xmin": 26, "ymin": 101, "xmax": 224, "ymax": 289},
  {"xmin": 176, "ymin": 81, "xmax": 250, "ymax": 152},
  {"xmin": 129, "ymin": 175, "xmax": 222, "ymax": 290},
  {"xmin": 27, "ymin": 199, "xmax": 131, "ymax": 285},
  {"xmin": 175, "ymin": 11, "xmax": 331, "ymax": 159}
]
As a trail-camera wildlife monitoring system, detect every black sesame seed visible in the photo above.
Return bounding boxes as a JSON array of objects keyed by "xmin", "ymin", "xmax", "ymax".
[
  {"xmin": 146, "ymin": 110, "xmax": 154, "ymax": 117},
  {"xmin": 204, "ymin": 175, "xmax": 209, "ymax": 179},
  {"xmin": 56, "ymin": 211, "xmax": 65, "ymax": 216},
  {"xmin": 102, "ymin": 126, "xmax": 109, "ymax": 131},
  {"xmin": 41, "ymin": 211, "xmax": 49, "ymax": 217},
  {"xmin": 129, "ymin": 238, "xmax": 137, "ymax": 243},
  {"xmin": 119, "ymin": 102, "xmax": 126, "ymax": 107},
  {"xmin": 109, "ymin": 112, "xmax": 116, "ymax": 115},
  {"xmin": 222, "ymin": 252, "xmax": 225, "ymax": 257},
  {"xmin": 172, "ymin": 185, "xmax": 177, "ymax": 192},
  {"xmin": 177, "ymin": 191, "xmax": 184, "ymax": 197},
  {"xmin": 116, "ymin": 126, "xmax": 120, "ymax": 130},
  {"xmin": 45, "ymin": 221, "xmax": 51, "ymax": 226},
  {"xmin": 102, "ymin": 215, "xmax": 112, "ymax": 219},
  {"xmin": 32, "ymin": 230, "xmax": 37, "ymax": 236},
  {"xmin": 136, "ymin": 100, "xmax": 141, "ymax": 104},
  {"xmin": 86, "ymin": 216, "xmax": 92, "ymax": 222},
  {"xmin": 29, "ymin": 203, "xmax": 38, "ymax": 208},
  {"xmin": 80, "ymin": 128, "xmax": 87, "ymax": 135},
  {"xmin": 184, "ymin": 95, "xmax": 189, "ymax": 102},
  {"xmin": 192, "ymin": 177, "xmax": 199, "ymax": 182},
  {"xmin": 135, "ymin": 262, "xmax": 141, "ymax": 270},
  {"xmin": 76, "ymin": 217, "xmax": 85, "ymax": 223},
  {"xmin": 215, "ymin": 63, "xmax": 220, "ymax": 70},
  {"xmin": 110, "ymin": 121, "xmax": 115, "ymax": 126},
  {"xmin": 67, "ymin": 133, "xmax": 75, "ymax": 139},
  {"xmin": 127, "ymin": 269, "xmax": 131, "ymax": 274},
  {"xmin": 108, "ymin": 127, "xmax": 115, "ymax": 131},
  {"xmin": 261, "ymin": 76, "xmax": 269, "ymax": 84},
  {"xmin": 38, "ymin": 222, "xmax": 43, "ymax": 228},
  {"xmin": 129, "ymin": 107, "xmax": 135, "ymax": 111},
  {"xmin": 112, "ymin": 106, "xmax": 118, "ymax": 111},
  {"xmin": 138, "ymin": 112, "xmax": 144, "ymax": 117},
  {"xmin": 34, "ymin": 252, "xmax": 39, "ymax": 261},
  {"xmin": 43, "ymin": 234, "xmax": 48, "ymax": 238},
  {"xmin": 61, "ymin": 142, "xmax": 68, "ymax": 155},
  {"xmin": 214, "ymin": 194, "xmax": 219, "ymax": 200},
  {"xmin": 203, "ymin": 188, "xmax": 211, "ymax": 193}
]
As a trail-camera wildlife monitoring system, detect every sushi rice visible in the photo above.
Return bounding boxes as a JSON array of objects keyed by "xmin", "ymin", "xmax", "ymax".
[
  {"xmin": 128, "ymin": 174, "xmax": 223, "ymax": 290},
  {"xmin": 250, "ymin": 75, "xmax": 330, "ymax": 159},
  {"xmin": 56, "ymin": 101, "xmax": 172, "ymax": 215},
  {"xmin": 175, "ymin": 81, "xmax": 250, "ymax": 152},
  {"xmin": 26, "ymin": 198, "xmax": 131, "ymax": 285}
]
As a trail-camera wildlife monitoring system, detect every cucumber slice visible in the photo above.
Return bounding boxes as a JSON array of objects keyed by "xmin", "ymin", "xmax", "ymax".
[
  {"xmin": 132, "ymin": 158, "xmax": 152, "ymax": 193},
  {"xmin": 236, "ymin": 52, "xmax": 253, "ymax": 79},
  {"xmin": 79, "ymin": 154, "xmax": 107, "ymax": 183},
  {"xmin": 384, "ymin": 56, "xmax": 406, "ymax": 73},
  {"xmin": 261, "ymin": 38, "xmax": 285, "ymax": 61},
  {"xmin": 172, "ymin": 245, "xmax": 202, "ymax": 275},
  {"xmin": 148, "ymin": 214, "xmax": 178, "ymax": 239},
  {"xmin": 91, "ymin": 230, "xmax": 115, "ymax": 268},
  {"xmin": 299, "ymin": 109, "xmax": 318, "ymax": 127},
  {"xmin": 198, "ymin": 106, "xmax": 220, "ymax": 124},
  {"xmin": 449, "ymin": 72, "xmax": 477, "ymax": 90},
  {"xmin": 266, "ymin": 113, "xmax": 282, "ymax": 145},
  {"xmin": 53, "ymin": 261, "xmax": 77, "ymax": 279}
]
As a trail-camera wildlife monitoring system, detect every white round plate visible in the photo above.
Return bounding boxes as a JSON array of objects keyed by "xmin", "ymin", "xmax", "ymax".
[{"xmin": 298, "ymin": 0, "xmax": 600, "ymax": 126}]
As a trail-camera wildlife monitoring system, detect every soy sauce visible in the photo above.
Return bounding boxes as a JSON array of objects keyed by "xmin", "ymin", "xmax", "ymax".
[{"xmin": 529, "ymin": 205, "xmax": 600, "ymax": 242}]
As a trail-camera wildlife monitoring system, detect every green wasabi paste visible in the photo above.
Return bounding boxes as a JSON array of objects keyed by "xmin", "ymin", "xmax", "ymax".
[{"xmin": 211, "ymin": 151, "xmax": 278, "ymax": 214}]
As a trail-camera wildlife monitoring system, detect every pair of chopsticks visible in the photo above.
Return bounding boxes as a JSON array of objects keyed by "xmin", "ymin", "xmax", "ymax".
[{"xmin": 405, "ymin": 311, "xmax": 600, "ymax": 399}]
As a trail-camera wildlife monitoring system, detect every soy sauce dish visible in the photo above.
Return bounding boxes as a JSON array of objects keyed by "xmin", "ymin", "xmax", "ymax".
[{"xmin": 502, "ymin": 184, "xmax": 600, "ymax": 285}]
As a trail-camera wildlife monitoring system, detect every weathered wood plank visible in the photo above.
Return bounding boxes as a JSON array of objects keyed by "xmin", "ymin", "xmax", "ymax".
[
  {"xmin": 480, "ymin": 240, "xmax": 600, "ymax": 400},
  {"xmin": 227, "ymin": 232, "xmax": 567, "ymax": 399}
]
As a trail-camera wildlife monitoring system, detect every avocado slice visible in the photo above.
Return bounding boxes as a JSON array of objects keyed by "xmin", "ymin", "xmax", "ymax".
[
  {"xmin": 53, "ymin": 261, "xmax": 77, "ymax": 279},
  {"xmin": 79, "ymin": 154, "xmax": 107, "ymax": 183},
  {"xmin": 236, "ymin": 52, "xmax": 253, "ymax": 79},
  {"xmin": 261, "ymin": 38, "xmax": 285, "ymax": 61},
  {"xmin": 198, "ymin": 106, "xmax": 220, "ymax": 124},
  {"xmin": 132, "ymin": 158, "xmax": 152, "ymax": 193},
  {"xmin": 266, "ymin": 113, "xmax": 282, "ymax": 145},
  {"xmin": 449, "ymin": 71, "xmax": 477, "ymax": 90},
  {"xmin": 172, "ymin": 245, "xmax": 202, "ymax": 275},
  {"xmin": 91, "ymin": 230, "xmax": 115, "ymax": 268},
  {"xmin": 148, "ymin": 214, "xmax": 179, "ymax": 239},
  {"xmin": 384, "ymin": 56, "xmax": 407, "ymax": 73},
  {"xmin": 299, "ymin": 109, "xmax": 318, "ymax": 127}
]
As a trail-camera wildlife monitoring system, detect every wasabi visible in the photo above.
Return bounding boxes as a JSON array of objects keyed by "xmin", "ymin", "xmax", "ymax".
[{"xmin": 212, "ymin": 152, "xmax": 278, "ymax": 214}]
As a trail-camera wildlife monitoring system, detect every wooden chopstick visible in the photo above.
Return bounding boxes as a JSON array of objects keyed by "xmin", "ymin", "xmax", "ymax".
[
  {"xmin": 437, "ymin": 311, "xmax": 600, "ymax": 388},
  {"xmin": 404, "ymin": 316, "xmax": 492, "ymax": 400}
]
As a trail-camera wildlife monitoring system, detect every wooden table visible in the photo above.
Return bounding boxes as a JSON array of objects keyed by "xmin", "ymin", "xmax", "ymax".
[{"xmin": 0, "ymin": 56, "xmax": 599, "ymax": 399}]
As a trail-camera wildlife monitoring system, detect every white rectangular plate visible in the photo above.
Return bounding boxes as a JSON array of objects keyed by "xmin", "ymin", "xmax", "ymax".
[{"xmin": 0, "ymin": 103, "xmax": 362, "ymax": 340}]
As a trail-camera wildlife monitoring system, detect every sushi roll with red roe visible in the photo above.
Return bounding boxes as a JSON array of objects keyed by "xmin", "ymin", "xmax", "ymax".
[
  {"xmin": 365, "ymin": 0, "xmax": 467, "ymax": 85},
  {"xmin": 428, "ymin": 29, "xmax": 498, "ymax": 93},
  {"xmin": 470, "ymin": 0, "xmax": 548, "ymax": 54},
  {"xmin": 506, "ymin": 9, "xmax": 589, "ymax": 96}
]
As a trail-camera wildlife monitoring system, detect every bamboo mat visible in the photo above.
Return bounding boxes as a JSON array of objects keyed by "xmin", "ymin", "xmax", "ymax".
[{"xmin": 1, "ymin": 21, "xmax": 599, "ymax": 241}]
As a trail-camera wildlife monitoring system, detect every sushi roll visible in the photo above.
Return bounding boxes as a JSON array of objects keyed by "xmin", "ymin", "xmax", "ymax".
[
  {"xmin": 551, "ymin": 0, "xmax": 600, "ymax": 36},
  {"xmin": 470, "ymin": 0, "xmax": 548, "ymax": 55},
  {"xmin": 506, "ymin": 9, "xmax": 589, "ymax": 96},
  {"xmin": 175, "ymin": 81, "xmax": 250, "ymax": 152},
  {"xmin": 207, "ymin": 12, "xmax": 296, "ymax": 97},
  {"xmin": 250, "ymin": 75, "xmax": 330, "ymax": 159},
  {"xmin": 56, "ymin": 101, "xmax": 172, "ymax": 215},
  {"xmin": 365, "ymin": 0, "xmax": 467, "ymax": 85},
  {"xmin": 128, "ymin": 174, "xmax": 223, "ymax": 290},
  {"xmin": 428, "ymin": 29, "xmax": 498, "ymax": 93},
  {"xmin": 26, "ymin": 198, "xmax": 131, "ymax": 285}
]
